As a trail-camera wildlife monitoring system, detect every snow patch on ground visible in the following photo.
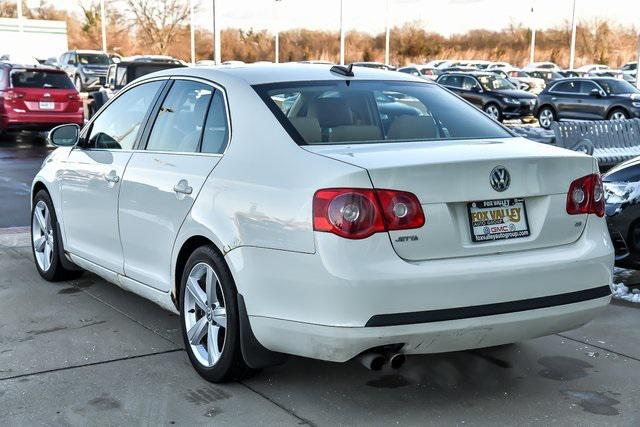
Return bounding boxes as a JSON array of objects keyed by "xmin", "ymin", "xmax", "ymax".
[{"xmin": 612, "ymin": 282, "xmax": 640, "ymax": 303}]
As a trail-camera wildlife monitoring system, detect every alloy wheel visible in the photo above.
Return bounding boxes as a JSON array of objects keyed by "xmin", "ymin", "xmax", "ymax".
[
  {"xmin": 183, "ymin": 262, "xmax": 227, "ymax": 368},
  {"xmin": 539, "ymin": 109, "xmax": 554, "ymax": 128},
  {"xmin": 32, "ymin": 200, "xmax": 54, "ymax": 272},
  {"xmin": 485, "ymin": 105, "xmax": 500, "ymax": 120},
  {"xmin": 610, "ymin": 111, "xmax": 627, "ymax": 121}
]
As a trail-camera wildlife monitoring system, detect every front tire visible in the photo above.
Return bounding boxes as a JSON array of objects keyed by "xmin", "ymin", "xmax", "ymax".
[
  {"xmin": 484, "ymin": 103, "xmax": 503, "ymax": 122},
  {"xmin": 179, "ymin": 245, "xmax": 255, "ymax": 383},
  {"xmin": 537, "ymin": 106, "xmax": 556, "ymax": 129},
  {"xmin": 31, "ymin": 190, "xmax": 83, "ymax": 281}
]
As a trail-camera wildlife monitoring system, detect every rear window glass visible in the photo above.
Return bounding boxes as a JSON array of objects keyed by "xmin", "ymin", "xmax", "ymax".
[
  {"xmin": 10, "ymin": 70, "xmax": 74, "ymax": 89},
  {"xmin": 254, "ymin": 80, "xmax": 511, "ymax": 145}
]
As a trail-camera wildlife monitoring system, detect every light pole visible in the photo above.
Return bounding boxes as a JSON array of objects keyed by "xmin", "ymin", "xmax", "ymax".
[
  {"xmin": 16, "ymin": 0, "xmax": 23, "ymax": 33},
  {"xmin": 274, "ymin": 0, "xmax": 282, "ymax": 63},
  {"xmin": 213, "ymin": 0, "xmax": 221, "ymax": 64},
  {"xmin": 529, "ymin": 2, "xmax": 536, "ymax": 65},
  {"xmin": 339, "ymin": 0, "xmax": 345, "ymax": 65},
  {"xmin": 384, "ymin": 0, "xmax": 390, "ymax": 66},
  {"xmin": 189, "ymin": 0, "xmax": 195, "ymax": 64},
  {"xmin": 100, "ymin": 0, "xmax": 107, "ymax": 52},
  {"xmin": 569, "ymin": 0, "xmax": 577, "ymax": 69}
]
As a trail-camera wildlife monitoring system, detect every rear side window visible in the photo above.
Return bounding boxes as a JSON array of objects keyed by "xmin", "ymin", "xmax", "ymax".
[
  {"xmin": 254, "ymin": 80, "xmax": 511, "ymax": 145},
  {"xmin": 10, "ymin": 70, "xmax": 74, "ymax": 89},
  {"xmin": 146, "ymin": 80, "xmax": 213, "ymax": 153},
  {"xmin": 87, "ymin": 80, "xmax": 163, "ymax": 150},
  {"xmin": 201, "ymin": 90, "xmax": 229, "ymax": 154},
  {"xmin": 551, "ymin": 81, "xmax": 579, "ymax": 93}
]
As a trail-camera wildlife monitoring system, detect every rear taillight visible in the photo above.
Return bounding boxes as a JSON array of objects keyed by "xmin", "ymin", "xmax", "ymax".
[
  {"xmin": 313, "ymin": 188, "xmax": 425, "ymax": 239},
  {"xmin": 2, "ymin": 90, "xmax": 23, "ymax": 101},
  {"xmin": 566, "ymin": 174, "xmax": 604, "ymax": 217},
  {"xmin": 67, "ymin": 94, "xmax": 80, "ymax": 100}
]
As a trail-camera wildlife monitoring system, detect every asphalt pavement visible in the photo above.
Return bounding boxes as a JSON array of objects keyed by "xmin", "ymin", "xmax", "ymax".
[
  {"xmin": 1, "ymin": 229, "xmax": 639, "ymax": 425},
  {"xmin": 0, "ymin": 133, "xmax": 52, "ymax": 228}
]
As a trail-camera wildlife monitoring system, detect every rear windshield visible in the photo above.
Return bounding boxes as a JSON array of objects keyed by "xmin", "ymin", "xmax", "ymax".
[
  {"xmin": 254, "ymin": 80, "xmax": 511, "ymax": 145},
  {"xmin": 10, "ymin": 70, "xmax": 74, "ymax": 89}
]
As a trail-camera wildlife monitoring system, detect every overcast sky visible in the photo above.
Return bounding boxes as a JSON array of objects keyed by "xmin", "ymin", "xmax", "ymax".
[{"xmin": 55, "ymin": 0, "xmax": 637, "ymax": 36}]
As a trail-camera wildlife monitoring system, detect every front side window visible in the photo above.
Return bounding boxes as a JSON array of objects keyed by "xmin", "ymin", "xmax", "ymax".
[
  {"xmin": 146, "ymin": 80, "xmax": 213, "ymax": 153},
  {"xmin": 10, "ymin": 70, "xmax": 74, "ymax": 89},
  {"xmin": 461, "ymin": 77, "xmax": 480, "ymax": 91},
  {"xmin": 254, "ymin": 80, "xmax": 511, "ymax": 145},
  {"xmin": 579, "ymin": 81, "xmax": 599, "ymax": 95},
  {"xmin": 87, "ymin": 80, "xmax": 163, "ymax": 150},
  {"xmin": 438, "ymin": 75, "xmax": 462, "ymax": 88},
  {"xmin": 598, "ymin": 79, "xmax": 639, "ymax": 95}
]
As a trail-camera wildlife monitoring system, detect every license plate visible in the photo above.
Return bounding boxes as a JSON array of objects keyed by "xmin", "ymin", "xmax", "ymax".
[
  {"xmin": 468, "ymin": 198, "xmax": 530, "ymax": 242},
  {"xmin": 39, "ymin": 101, "xmax": 54, "ymax": 110}
]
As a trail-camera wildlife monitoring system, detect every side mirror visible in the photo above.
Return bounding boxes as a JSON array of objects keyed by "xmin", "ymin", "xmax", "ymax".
[
  {"xmin": 48, "ymin": 124, "xmax": 80, "ymax": 147},
  {"xmin": 590, "ymin": 88, "xmax": 603, "ymax": 97},
  {"xmin": 472, "ymin": 85, "xmax": 482, "ymax": 93}
]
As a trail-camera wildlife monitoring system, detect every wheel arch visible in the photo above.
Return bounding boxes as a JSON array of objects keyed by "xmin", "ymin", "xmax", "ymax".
[
  {"xmin": 606, "ymin": 105, "xmax": 630, "ymax": 119},
  {"xmin": 32, "ymin": 180, "xmax": 49, "ymax": 202},
  {"xmin": 536, "ymin": 103, "xmax": 557, "ymax": 118},
  {"xmin": 173, "ymin": 234, "xmax": 225, "ymax": 309}
]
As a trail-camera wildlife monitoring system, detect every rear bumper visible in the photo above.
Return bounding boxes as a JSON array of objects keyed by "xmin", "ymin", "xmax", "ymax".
[
  {"xmin": 1, "ymin": 112, "xmax": 84, "ymax": 130},
  {"xmin": 250, "ymin": 295, "xmax": 610, "ymax": 362},
  {"xmin": 227, "ymin": 216, "xmax": 614, "ymax": 361}
]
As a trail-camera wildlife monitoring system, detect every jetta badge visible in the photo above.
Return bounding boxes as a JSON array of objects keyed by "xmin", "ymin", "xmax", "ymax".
[{"xmin": 490, "ymin": 166, "xmax": 510, "ymax": 192}]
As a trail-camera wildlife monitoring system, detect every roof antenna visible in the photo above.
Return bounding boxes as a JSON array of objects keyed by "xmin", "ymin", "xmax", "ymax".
[{"xmin": 330, "ymin": 63, "xmax": 354, "ymax": 77}]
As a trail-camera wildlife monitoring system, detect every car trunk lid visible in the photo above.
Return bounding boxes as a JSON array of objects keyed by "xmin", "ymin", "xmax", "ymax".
[{"xmin": 305, "ymin": 137, "xmax": 596, "ymax": 261}]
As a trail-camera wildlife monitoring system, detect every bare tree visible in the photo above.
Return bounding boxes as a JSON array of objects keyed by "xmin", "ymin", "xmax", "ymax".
[{"xmin": 125, "ymin": 0, "xmax": 191, "ymax": 55}]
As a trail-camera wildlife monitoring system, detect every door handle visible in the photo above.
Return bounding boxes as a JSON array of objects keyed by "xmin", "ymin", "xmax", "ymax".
[
  {"xmin": 173, "ymin": 179, "xmax": 193, "ymax": 195},
  {"xmin": 104, "ymin": 170, "xmax": 120, "ymax": 183}
]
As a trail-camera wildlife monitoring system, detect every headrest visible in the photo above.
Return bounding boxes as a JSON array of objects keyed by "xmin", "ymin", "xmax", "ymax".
[
  {"xmin": 290, "ymin": 117, "xmax": 321, "ymax": 143},
  {"xmin": 387, "ymin": 115, "xmax": 438, "ymax": 140},
  {"xmin": 308, "ymin": 97, "xmax": 353, "ymax": 128}
]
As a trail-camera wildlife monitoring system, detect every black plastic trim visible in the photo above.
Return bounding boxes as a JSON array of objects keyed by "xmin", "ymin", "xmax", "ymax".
[
  {"xmin": 237, "ymin": 294, "xmax": 288, "ymax": 369},
  {"xmin": 365, "ymin": 286, "xmax": 612, "ymax": 327}
]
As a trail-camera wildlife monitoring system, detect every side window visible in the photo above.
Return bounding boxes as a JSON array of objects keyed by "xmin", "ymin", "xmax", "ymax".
[
  {"xmin": 462, "ymin": 77, "xmax": 479, "ymax": 91},
  {"xmin": 551, "ymin": 81, "xmax": 579, "ymax": 93},
  {"xmin": 579, "ymin": 81, "xmax": 598, "ymax": 94},
  {"xmin": 201, "ymin": 90, "xmax": 229, "ymax": 154},
  {"xmin": 440, "ymin": 75, "xmax": 461, "ymax": 88},
  {"xmin": 87, "ymin": 80, "xmax": 163, "ymax": 150},
  {"xmin": 146, "ymin": 80, "xmax": 213, "ymax": 153},
  {"xmin": 68, "ymin": 53, "xmax": 76, "ymax": 64},
  {"xmin": 60, "ymin": 53, "xmax": 67, "ymax": 65}
]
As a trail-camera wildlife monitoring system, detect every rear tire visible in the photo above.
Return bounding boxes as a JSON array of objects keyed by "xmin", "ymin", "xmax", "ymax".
[
  {"xmin": 179, "ymin": 245, "xmax": 257, "ymax": 383},
  {"xmin": 608, "ymin": 109, "xmax": 629, "ymax": 121},
  {"xmin": 31, "ymin": 190, "xmax": 84, "ymax": 282}
]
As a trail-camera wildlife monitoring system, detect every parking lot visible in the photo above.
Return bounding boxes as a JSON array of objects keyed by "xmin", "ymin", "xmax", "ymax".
[{"xmin": 0, "ymin": 134, "xmax": 639, "ymax": 425}]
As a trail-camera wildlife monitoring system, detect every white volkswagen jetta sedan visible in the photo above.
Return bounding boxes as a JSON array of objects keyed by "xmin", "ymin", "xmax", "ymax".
[{"xmin": 32, "ymin": 64, "xmax": 613, "ymax": 382}]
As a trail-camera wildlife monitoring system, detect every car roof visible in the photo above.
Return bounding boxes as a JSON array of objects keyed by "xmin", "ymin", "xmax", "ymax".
[
  {"xmin": 144, "ymin": 63, "xmax": 425, "ymax": 86},
  {"xmin": 70, "ymin": 50, "xmax": 107, "ymax": 54}
]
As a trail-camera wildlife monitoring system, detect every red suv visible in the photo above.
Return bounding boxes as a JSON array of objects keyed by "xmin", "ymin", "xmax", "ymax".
[{"xmin": 0, "ymin": 63, "xmax": 84, "ymax": 135}]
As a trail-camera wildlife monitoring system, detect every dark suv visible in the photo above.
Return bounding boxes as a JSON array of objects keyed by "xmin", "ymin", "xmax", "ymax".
[
  {"xmin": 59, "ymin": 50, "xmax": 111, "ymax": 92},
  {"xmin": 436, "ymin": 72, "xmax": 537, "ymax": 121},
  {"xmin": 535, "ymin": 77, "xmax": 640, "ymax": 129}
]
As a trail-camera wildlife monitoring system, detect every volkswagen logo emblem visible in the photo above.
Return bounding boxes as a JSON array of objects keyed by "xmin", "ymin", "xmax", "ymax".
[{"xmin": 490, "ymin": 166, "xmax": 510, "ymax": 192}]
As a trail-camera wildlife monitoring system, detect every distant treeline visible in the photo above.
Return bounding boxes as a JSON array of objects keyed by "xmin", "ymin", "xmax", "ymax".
[{"xmin": 1, "ymin": 0, "xmax": 637, "ymax": 68}]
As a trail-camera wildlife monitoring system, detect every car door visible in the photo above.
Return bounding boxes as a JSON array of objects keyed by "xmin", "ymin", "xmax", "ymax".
[
  {"xmin": 118, "ymin": 78, "xmax": 229, "ymax": 291},
  {"xmin": 576, "ymin": 80, "xmax": 608, "ymax": 119},
  {"xmin": 549, "ymin": 80, "xmax": 581, "ymax": 119},
  {"xmin": 462, "ymin": 76, "xmax": 485, "ymax": 108},
  {"xmin": 59, "ymin": 79, "xmax": 165, "ymax": 273}
]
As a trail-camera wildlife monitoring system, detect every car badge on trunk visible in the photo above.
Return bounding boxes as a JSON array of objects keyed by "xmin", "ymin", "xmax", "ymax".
[
  {"xmin": 490, "ymin": 166, "xmax": 510, "ymax": 192},
  {"xmin": 43, "ymin": 93, "xmax": 51, "ymax": 97}
]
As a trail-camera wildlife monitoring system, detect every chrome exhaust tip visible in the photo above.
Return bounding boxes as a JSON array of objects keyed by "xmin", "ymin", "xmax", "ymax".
[
  {"xmin": 358, "ymin": 352, "xmax": 386, "ymax": 371},
  {"xmin": 389, "ymin": 353, "xmax": 406, "ymax": 370}
]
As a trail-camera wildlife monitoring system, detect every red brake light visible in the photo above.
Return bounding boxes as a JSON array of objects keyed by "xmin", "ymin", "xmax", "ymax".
[
  {"xmin": 376, "ymin": 189, "xmax": 425, "ymax": 230},
  {"xmin": 566, "ymin": 174, "xmax": 604, "ymax": 217},
  {"xmin": 313, "ymin": 188, "xmax": 425, "ymax": 239}
]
